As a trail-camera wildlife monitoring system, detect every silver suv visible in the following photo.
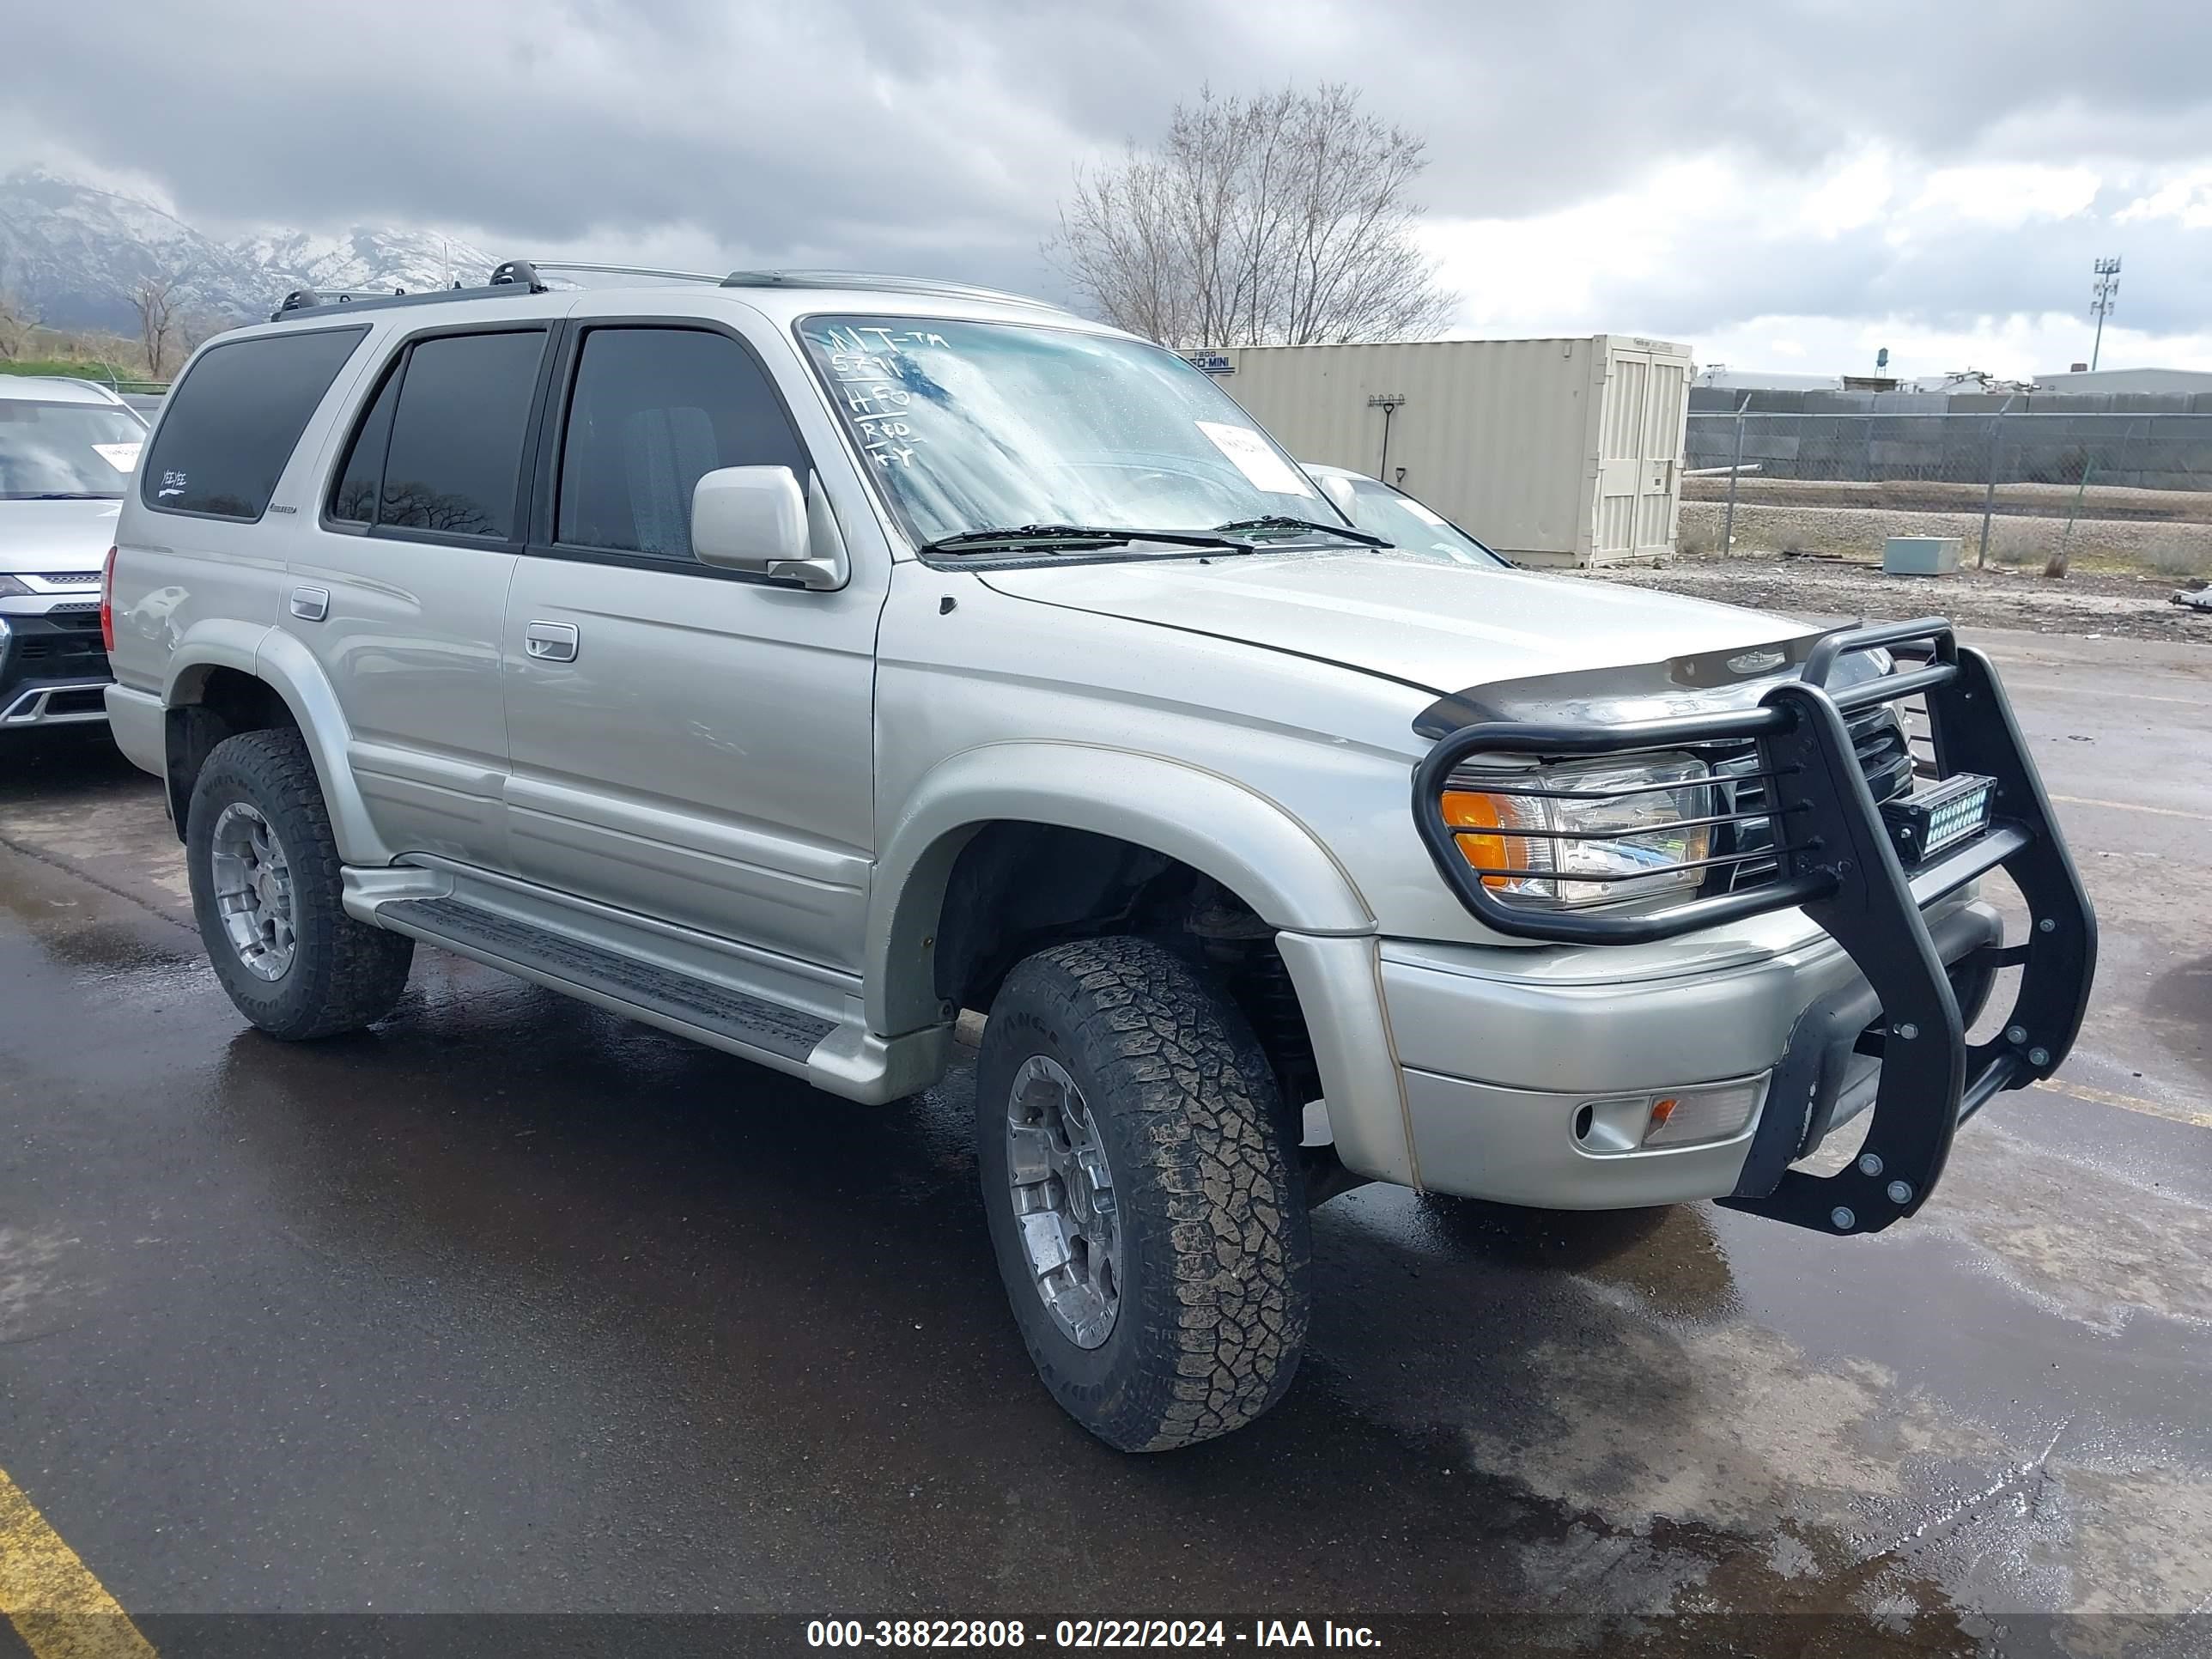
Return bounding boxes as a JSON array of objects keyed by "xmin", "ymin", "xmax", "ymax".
[
  {"xmin": 2, "ymin": 374, "xmax": 145, "ymax": 731},
  {"xmin": 105, "ymin": 265, "xmax": 2096, "ymax": 1450}
]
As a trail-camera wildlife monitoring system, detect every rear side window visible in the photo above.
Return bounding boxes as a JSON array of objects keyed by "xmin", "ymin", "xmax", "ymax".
[
  {"xmin": 328, "ymin": 362, "xmax": 401, "ymax": 526},
  {"xmin": 556, "ymin": 326, "xmax": 807, "ymax": 561},
  {"xmin": 143, "ymin": 326, "xmax": 366, "ymax": 520},
  {"xmin": 327, "ymin": 330, "xmax": 546, "ymax": 540}
]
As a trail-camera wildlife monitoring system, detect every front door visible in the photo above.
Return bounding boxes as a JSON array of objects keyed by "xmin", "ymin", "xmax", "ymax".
[
  {"xmin": 291, "ymin": 320, "xmax": 561, "ymax": 868},
  {"xmin": 499, "ymin": 318, "xmax": 883, "ymax": 972}
]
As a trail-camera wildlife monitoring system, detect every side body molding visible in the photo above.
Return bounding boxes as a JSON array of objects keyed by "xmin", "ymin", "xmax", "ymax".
[
  {"xmin": 161, "ymin": 621, "xmax": 392, "ymax": 866},
  {"xmin": 866, "ymin": 741, "xmax": 1376, "ymax": 1038}
]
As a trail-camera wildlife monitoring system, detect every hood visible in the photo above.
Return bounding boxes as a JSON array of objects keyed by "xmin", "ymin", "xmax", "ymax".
[
  {"xmin": 978, "ymin": 551, "xmax": 1815, "ymax": 697},
  {"xmin": 0, "ymin": 497, "xmax": 122, "ymax": 572}
]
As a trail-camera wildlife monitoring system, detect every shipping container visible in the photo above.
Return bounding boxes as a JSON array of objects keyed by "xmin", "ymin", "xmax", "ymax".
[{"xmin": 1209, "ymin": 335, "xmax": 1692, "ymax": 566}]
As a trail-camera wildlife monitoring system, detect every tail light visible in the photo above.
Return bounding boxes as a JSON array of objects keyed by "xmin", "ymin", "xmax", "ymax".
[{"xmin": 100, "ymin": 544, "xmax": 118, "ymax": 654}]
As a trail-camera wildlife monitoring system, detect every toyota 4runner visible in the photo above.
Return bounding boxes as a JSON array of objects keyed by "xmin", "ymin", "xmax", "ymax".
[{"xmin": 103, "ymin": 265, "xmax": 2097, "ymax": 1450}]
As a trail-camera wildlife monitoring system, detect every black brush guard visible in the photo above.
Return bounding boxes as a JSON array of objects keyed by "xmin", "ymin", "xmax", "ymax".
[{"xmin": 1410, "ymin": 617, "xmax": 2097, "ymax": 1237}]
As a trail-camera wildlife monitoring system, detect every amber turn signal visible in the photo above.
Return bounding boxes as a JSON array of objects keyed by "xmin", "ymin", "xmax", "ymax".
[{"xmin": 1440, "ymin": 790, "xmax": 1526, "ymax": 890}]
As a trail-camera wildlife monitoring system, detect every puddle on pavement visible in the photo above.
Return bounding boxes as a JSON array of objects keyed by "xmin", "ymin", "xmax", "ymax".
[
  {"xmin": 2143, "ymin": 952, "xmax": 2212, "ymax": 1092},
  {"xmin": 0, "ymin": 1226, "xmax": 75, "ymax": 1344},
  {"xmin": 0, "ymin": 852, "xmax": 207, "ymax": 1001},
  {"xmin": 1303, "ymin": 1142, "xmax": 2212, "ymax": 1641}
]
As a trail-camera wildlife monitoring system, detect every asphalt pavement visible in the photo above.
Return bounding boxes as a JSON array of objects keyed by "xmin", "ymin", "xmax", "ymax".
[{"xmin": 2, "ymin": 629, "xmax": 2208, "ymax": 1657}]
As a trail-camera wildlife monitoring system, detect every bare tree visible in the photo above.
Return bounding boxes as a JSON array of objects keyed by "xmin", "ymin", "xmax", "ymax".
[
  {"xmin": 130, "ymin": 276, "xmax": 179, "ymax": 380},
  {"xmin": 1047, "ymin": 85, "xmax": 1455, "ymax": 348},
  {"xmin": 0, "ymin": 290, "xmax": 38, "ymax": 362},
  {"xmin": 178, "ymin": 308, "xmax": 228, "ymax": 358}
]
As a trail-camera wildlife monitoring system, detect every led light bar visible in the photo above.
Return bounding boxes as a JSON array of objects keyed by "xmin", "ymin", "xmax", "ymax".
[{"xmin": 1881, "ymin": 772, "xmax": 1995, "ymax": 862}]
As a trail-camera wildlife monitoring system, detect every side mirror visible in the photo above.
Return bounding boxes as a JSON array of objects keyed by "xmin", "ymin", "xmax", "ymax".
[
  {"xmin": 690, "ymin": 465, "xmax": 847, "ymax": 589},
  {"xmin": 1317, "ymin": 474, "xmax": 1358, "ymax": 521}
]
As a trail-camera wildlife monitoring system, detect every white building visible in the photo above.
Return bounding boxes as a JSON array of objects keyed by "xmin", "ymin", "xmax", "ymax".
[
  {"xmin": 1692, "ymin": 366, "xmax": 1842, "ymax": 392},
  {"xmin": 2033, "ymin": 367, "xmax": 2212, "ymax": 396}
]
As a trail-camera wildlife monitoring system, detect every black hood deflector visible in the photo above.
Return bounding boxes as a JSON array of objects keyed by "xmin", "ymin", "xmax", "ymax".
[{"xmin": 1409, "ymin": 624, "xmax": 1886, "ymax": 739}]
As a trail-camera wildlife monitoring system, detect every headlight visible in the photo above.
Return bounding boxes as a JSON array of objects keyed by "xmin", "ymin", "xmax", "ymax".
[
  {"xmin": 0, "ymin": 575, "xmax": 33, "ymax": 599},
  {"xmin": 1440, "ymin": 752, "xmax": 1716, "ymax": 908}
]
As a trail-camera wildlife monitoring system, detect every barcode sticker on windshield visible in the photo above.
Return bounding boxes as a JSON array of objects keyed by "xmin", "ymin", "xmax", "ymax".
[
  {"xmin": 93, "ymin": 442, "xmax": 143, "ymax": 472},
  {"xmin": 1195, "ymin": 422, "xmax": 1313, "ymax": 497}
]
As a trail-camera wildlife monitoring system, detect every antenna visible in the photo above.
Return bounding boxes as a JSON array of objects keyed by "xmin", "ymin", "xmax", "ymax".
[{"xmin": 2089, "ymin": 256, "xmax": 2122, "ymax": 371}]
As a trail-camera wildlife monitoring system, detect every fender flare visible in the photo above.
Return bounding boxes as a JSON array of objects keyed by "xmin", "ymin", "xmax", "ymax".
[
  {"xmin": 161, "ymin": 621, "xmax": 392, "ymax": 866},
  {"xmin": 866, "ymin": 741, "xmax": 1374, "ymax": 1036}
]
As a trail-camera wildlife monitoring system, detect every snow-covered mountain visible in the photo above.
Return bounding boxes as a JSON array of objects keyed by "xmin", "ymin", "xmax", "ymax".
[
  {"xmin": 228, "ymin": 227, "xmax": 488, "ymax": 305},
  {"xmin": 0, "ymin": 170, "xmax": 495, "ymax": 331}
]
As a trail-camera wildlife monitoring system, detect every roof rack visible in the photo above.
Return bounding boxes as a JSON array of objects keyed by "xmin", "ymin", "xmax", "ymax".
[
  {"xmin": 498, "ymin": 262, "xmax": 1060, "ymax": 308},
  {"xmin": 720, "ymin": 270, "xmax": 1060, "ymax": 308},
  {"xmin": 268, "ymin": 259, "xmax": 1062, "ymax": 324},
  {"xmin": 493, "ymin": 263, "xmax": 1060, "ymax": 307},
  {"xmin": 268, "ymin": 259, "xmax": 549, "ymax": 323},
  {"xmin": 525, "ymin": 260, "xmax": 724, "ymax": 284}
]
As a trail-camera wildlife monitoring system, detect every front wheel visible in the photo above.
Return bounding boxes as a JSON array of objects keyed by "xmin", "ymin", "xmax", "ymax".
[{"xmin": 976, "ymin": 936, "xmax": 1311, "ymax": 1451}]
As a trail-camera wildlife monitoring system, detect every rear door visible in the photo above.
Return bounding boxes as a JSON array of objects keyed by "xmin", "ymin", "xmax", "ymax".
[
  {"xmin": 292, "ymin": 318, "xmax": 563, "ymax": 868},
  {"xmin": 498, "ymin": 310, "xmax": 883, "ymax": 970}
]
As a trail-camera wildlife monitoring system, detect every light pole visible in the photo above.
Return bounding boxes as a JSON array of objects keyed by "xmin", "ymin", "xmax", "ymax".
[{"xmin": 2090, "ymin": 256, "xmax": 2122, "ymax": 371}]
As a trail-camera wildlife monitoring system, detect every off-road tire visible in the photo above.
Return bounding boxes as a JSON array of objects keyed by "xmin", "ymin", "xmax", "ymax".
[
  {"xmin": 977, "ymin": 936, "xmax": 1312, "ymax": 1451},
  {"xmin": 186, "ymin": 728, "xmax": 413, "ymax": 1040}
]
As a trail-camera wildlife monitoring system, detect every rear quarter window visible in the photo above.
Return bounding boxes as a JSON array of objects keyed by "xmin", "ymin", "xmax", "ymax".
[{"xmin": 143, "ymin": 326, "xmax": 368, "ymax": 520}]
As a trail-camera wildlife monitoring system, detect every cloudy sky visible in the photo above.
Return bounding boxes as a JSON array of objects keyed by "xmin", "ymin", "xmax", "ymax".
[{"xmin": 7, "ymin": 0, "xmax": 2212, "ymax": 380}]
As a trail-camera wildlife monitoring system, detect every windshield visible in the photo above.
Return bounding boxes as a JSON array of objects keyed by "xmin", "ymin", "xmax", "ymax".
[
  {"xmin": 1334, "ymin": 475, "xmax": 1506, "ymax": 567},
  {"xmin": 0, "ymin": 398, "xmax": 146, "ymax": 500},
  {"xmin": 799, "ymin": 315, "xmax": 1351, "ymax": 550}
]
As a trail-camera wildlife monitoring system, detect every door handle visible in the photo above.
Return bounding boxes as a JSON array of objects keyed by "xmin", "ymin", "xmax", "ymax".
[
  {"xmin": 524, "ymin": 621, "xmax": 579, "ymax": 663},
  {"xmin": 289, "ymin": 586, "xmax": 329, "ymax": 622}
]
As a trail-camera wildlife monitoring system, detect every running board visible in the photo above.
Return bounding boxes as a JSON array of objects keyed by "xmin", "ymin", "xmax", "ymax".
[
  {"xmin": 384, "ymin": 895, "xmax": 835, "ymax": 1058},
  {"xmin": 369, "ymin": 892, "xmax": 946, "ymax": 1103}
]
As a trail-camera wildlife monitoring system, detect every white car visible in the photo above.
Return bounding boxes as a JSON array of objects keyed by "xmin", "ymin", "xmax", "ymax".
[
  {"xmin": 1302, "ymin": 462, "xmax": 1509, "ymax": 568},
  {"xmin": 0, "ymin": 375, "xmax": 145, "ymax": 730}
]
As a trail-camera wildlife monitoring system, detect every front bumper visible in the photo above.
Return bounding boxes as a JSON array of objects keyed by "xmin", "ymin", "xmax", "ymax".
[
  {"xmin": 1390, "ymin": 617, "xmax": 2097, "ymax": 1235},
  {"xmin": 0, "ymin": 609, "xmax": 112, "ymax": 729},
  {"xmin": 1379, "ymin": 898, "xmax": 2001, "ymax": 1207}
]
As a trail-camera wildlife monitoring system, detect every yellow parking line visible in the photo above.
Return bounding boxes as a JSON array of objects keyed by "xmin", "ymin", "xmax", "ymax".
[
  {"xmin": 0, "ymin": 1465, "xmax": 156, "ymax": 1659},
  {"xmin": 2033, "ymin": 1078, "xmax": 2212, "ymax": 1131},
  {"xmin": 2047, "ymin": 793, "xmax": 2211, "ymax": 822}
]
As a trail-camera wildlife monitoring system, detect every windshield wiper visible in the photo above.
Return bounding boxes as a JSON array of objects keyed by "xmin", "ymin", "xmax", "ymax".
[
  {"xmin": 920, "ymin": 524, "xmax": 1256, "ymax": 556},
  {"xmin": 6, "ymin": 492, "xmax": 118, "ymax": 501},
  {"xmin": 1212, "ymin": 514, "xmax": 1385, "ymax": 545}
]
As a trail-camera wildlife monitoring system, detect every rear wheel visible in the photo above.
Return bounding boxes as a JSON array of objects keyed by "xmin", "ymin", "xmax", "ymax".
[
  {"xmin": 186, "ymin": 729, "xmax": 413, "ymax": 1040},
  {"xmin": 976, "ymin": 936, "xmax": 1311, "ymax": 1450}
]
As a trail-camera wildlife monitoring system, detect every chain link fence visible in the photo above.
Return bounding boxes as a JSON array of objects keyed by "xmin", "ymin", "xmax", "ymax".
[{"xmin": 1682, "ymin": 410, "xmax": 2212, "ymax": 577}]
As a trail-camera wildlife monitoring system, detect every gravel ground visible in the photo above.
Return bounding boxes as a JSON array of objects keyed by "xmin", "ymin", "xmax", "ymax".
[
  {"xmin": 1680, "ymin": 476, "xmax": 2212, "ymax": 525},
  {"xmin": 1579, "ymin": 549, "xmax": 2212, "ymax": 642},
  {"xmin": 1676, "ymin": 500, "xmax": 2212, "ymax": 577}
]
